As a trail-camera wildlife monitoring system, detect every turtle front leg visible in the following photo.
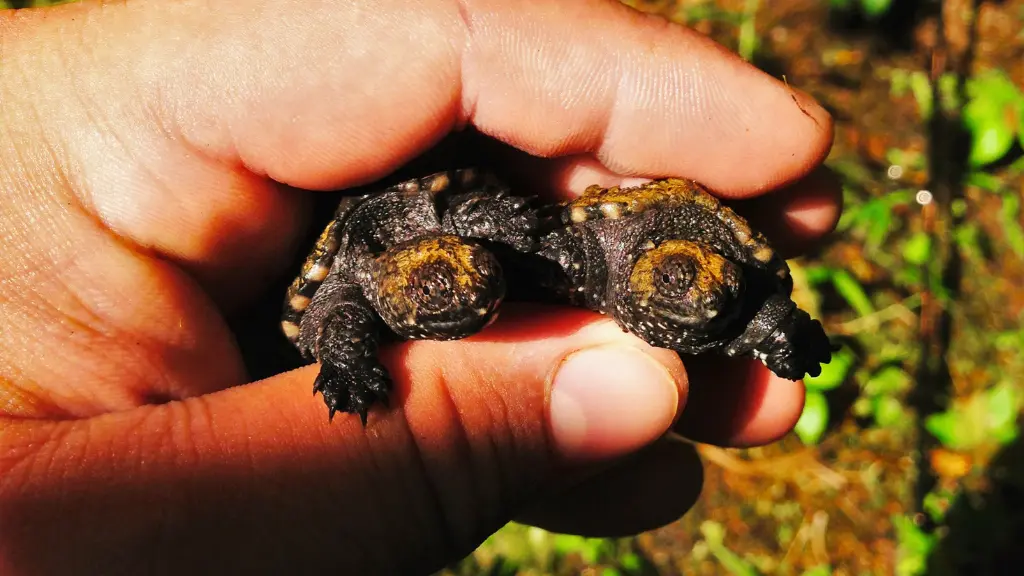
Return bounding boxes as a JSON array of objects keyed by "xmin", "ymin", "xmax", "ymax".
[
  {"xmin": 299, "ymin": 281, "xmax": 392, "ymax": 425},
  {"xmin": 312, "ymin": 303, "xmax": 392, "ymax": 424}
]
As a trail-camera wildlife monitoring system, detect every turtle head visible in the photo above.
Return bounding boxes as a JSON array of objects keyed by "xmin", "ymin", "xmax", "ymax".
[
  {"xmin": 370, "ymin": 235, "xmax": 505, "ymax": 340},
  {"xmin": 624, "ymin": 239, "xmax": 744, "ymax": 344}
]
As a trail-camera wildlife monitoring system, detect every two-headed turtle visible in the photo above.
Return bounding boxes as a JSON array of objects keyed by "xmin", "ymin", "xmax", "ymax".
[{"xmin": 283, "ymin": 171, "xmax": 833, "ymax": 424}]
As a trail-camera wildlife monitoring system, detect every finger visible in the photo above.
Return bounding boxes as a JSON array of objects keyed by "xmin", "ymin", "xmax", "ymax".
[
  {"xmin": 0, "ymin": 307, "xmax": 689, "ymax": 574},
  {"xmin": 0, "ymin": 197, "xmax": 247, "ymax": 418},
  {"xmin": 673, "ymin": 356, "xmax": 806, "ymax": 447},
  {"xmin": 730, "ymin": 165, "xmax": 844, "ymax": 258},
  {"xmin": 515, "ymin": 437, "xmax": 703, "ymax": 537},
  {"xmin": 11, "ymin": 0, "xmax": 832, "ymax": 286},
  {"xmin": 494, "ymin": 153, "xmax": 843, "ymax": 258}
]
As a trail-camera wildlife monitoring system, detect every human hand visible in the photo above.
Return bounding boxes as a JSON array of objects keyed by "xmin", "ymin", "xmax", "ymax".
[{"xmin": 0, "ymin": 0, "xmax": 839, "ymax": 574}]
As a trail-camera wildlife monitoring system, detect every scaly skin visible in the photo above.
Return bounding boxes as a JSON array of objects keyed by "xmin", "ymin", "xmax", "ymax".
[
  {"xmin": 281, "ymin": 169, "xmax": 538, "ymax": 423},
  {"xmin": 523, "ymin": 178, "xmax": 833, "ymax": 379}
]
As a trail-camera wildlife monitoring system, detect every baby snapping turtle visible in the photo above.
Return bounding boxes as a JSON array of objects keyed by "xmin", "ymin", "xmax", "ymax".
[
  {"xmin": 281, "ymin": 169, "xmax": 537, "ymax": 423},
  {"xmin": 528, "ymin": 178, "xmax": 833, "ymax": 379}
]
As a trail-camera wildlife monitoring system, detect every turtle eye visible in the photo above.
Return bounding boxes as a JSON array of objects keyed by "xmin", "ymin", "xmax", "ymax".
[
  {"xmin": 421, "ymin": 283, "xmax": 450, "ymax": 299},
  {"xmin": 412, "ymin": 267, "xmax": 458, "ymax": 311},
  {"xmin": 655, "ymin": 260, "xmax": 693, "ymax": 295}
]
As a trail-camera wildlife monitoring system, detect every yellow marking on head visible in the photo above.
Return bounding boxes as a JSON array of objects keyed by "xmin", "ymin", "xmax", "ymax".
[
  {"xmin": 629, "ymin": 240, "xmax": 733, "ymax": 301},
  {"xmin": 281, "ymin": 321, "xmax": 300, "ymax": 339},
  {"xmin": 289, "ymin": 294, "xmax": 311, "ymax": 312},
  {"xmin": 374, "ymin": 235, "xmax": 492, "ymax": 316}
]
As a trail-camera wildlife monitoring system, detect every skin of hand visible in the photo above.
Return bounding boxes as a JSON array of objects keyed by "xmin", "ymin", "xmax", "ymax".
[{"xmin": 0, "ymin": 0, "xmax": 840, "ymax": 574}]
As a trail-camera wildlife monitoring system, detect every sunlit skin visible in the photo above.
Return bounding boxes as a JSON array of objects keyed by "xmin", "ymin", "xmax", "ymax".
[{"xmin": 0, "ymin": 0, "xmax": 840, "ymax": 574}]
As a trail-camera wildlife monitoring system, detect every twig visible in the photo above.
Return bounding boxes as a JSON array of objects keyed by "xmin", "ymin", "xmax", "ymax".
[
  {"xmin": 833, "ymin": 295, "xmax": 922, "ymax": 335},
  {"xmin": 697, "ymin": 444, "xmax": 849, "ymax": 491}
]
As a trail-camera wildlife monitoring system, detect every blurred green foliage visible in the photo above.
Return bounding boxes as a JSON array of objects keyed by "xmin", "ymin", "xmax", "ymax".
[
  {"xmin": 0, "ymin": 0, "xmax": 71, "ymax": 8},
  {"xmin": 828, "ymin": 0, "xmax": 894, "ymax": 19},
  {"xmin": 925, "ymin": 382, "xmax": 1021, "ymax": 451},
  {"xmin": 893, "ymin": 514, "xmax": 937, "ymax": 576}
]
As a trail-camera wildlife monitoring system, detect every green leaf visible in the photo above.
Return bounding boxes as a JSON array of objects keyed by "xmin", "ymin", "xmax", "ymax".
[
  {"xmin": 700, "ymin": 522, "xmax": 761, "ymax": 576},
  {"xmin": 924, "ymin": 409, "xmax": 964, "ymax": 448},
  {"xmin": 922, "ymin": 489, "xmax": 957, "ymax": 524},
  {"xmin": 700, "ymin": 521, "xmax": 725, "ymax": 546},
  {"xmin": 954, "ymin": 222, "xmax": 983, "ymax": 259},
  {"xmin": 889, "ymin": 68, "xmax": 910, "ymax": 98},
  {"xmin": 865, "ymin": 365, "xmax": 912, "ymax": 396},
  {"xmin": 902, "ymin": 232, "xmax": 932, "ymax": 265},
  {"xmin": 999, "ymin": 192, "xmax": 1024, "ymax": 257},
  {"xmin": 866, "ymin": 205, "xmax": 894, "ymax": 252},
  {"xmin": 965, "ymin": 101, "xmax": 1016, "ymax": 167},
  {"xmin": 967, "ymin": 68, "xmax": 1023, "ymax": 103},
  {"xmin": 872, "ymin": 395, "xmax": 909, "ymax": 428},
  {"xmin": 618, "ymin": 552, "xmax": 642, "ymax": 573},
  {"xmin": 737, "ymin": 0, "xmax": 760, "ymax": 62},
  {"xmin": 966, "ymin": 170, "xmax": 1005, "ymax": 192},
  {"xmin": 802, "ymin": 265, "xmax": 835, "ymax": 284},
  {"xmin": 795, "ymin": 391, "xmax": 830, "ymax": 445},
  {"xmin": 831, "ymin": 270, "xmax": 875, "ymax": 316},
  {"xmin": 859, "ymin": 0, "xmax": 892, "ymax": 18},
  {"xmin": 987, "ymin": 382, "xmax": 1021, "ymax": 445},
  {"xmin": 893, "ymin": 514, "xmax": 937, "ymax": 576},
  {"xmin": 963, "ymin": 69, "xmax": 1023, "ymax": 167},
  {"xmin": 937, "ymin": 72, "xmax": 962, "ymax": 113},
  {"xmin": 909, "ymin": 71, "xmax": 933, "ymax": 119},
  {"xmin": 925, "ymin": 382, "xmax": 1021, "ymax": 450},
  {"xmin": 805, "ymin": 347, "xmax": 854, "ymax": 392},
  {"xmin": 801, "ymin": 566, "xmax": 834, "ymax": 576}
]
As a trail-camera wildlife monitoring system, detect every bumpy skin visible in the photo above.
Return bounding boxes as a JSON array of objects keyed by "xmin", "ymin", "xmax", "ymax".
[
  {"xmin": 524, "ymin": 178, "xmax": 833, "ymax": 380},
  {"xmin": 281, "ymin": 169, "xmax": 538, "ymax": 423}
]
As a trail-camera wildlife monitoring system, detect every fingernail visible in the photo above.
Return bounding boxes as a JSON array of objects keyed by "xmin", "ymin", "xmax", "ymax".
[{"xmin": 549, "ymin": 346, "xmax": 679, "ymax": 463}]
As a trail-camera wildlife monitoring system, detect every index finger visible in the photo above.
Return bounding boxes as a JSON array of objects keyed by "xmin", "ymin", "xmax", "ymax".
[{"xmin": 8, "ymin": 0, "xmax": 832, "ymax": 280}]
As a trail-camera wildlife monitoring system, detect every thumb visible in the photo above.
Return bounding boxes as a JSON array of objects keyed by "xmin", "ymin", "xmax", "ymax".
[{"xmin": 0, "ymin": 306, "xmax": 687, "ymax": 575}]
